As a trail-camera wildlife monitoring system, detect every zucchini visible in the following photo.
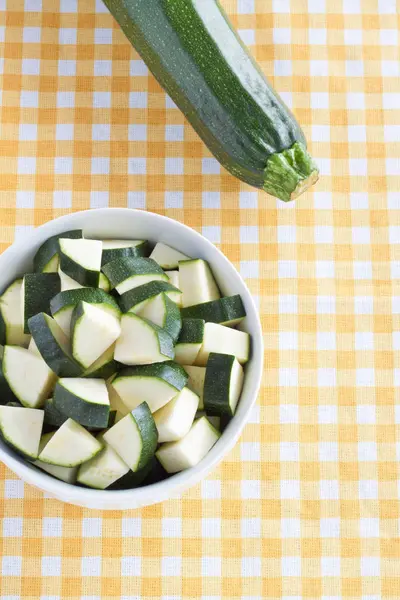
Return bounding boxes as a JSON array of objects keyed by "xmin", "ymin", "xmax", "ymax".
[
  {"xmin": 195, "ymin": 323, "xmax": 250, "ymax": 366},
  {"xmin": 58, "ymin": 266, "xmax": 83, "ymax": 292},
  {"xmin": 43, "ymin": 397, "xmax": 68, "ymax": 428},
  {"xmin": 98, "ymin": 272, "xmax": 111, "ymax": 293},
  {"xmin": 112, "ymin": 361, "xmax": 188, "ymax": 413},
  {"xmin": 71, "ymin": 301, "xmax": 121, "ymax": 369},
  {"xmin": 107, "ymin": 375, "xmax": 131, "ymax": 419},
  {"xmin": 102, "ymin": 0, "xmax": 318, "ymax": 201},
  {"xmin": 196, "ymin": 411, "xmax": 221, "ymax": 430},
  {"xmin": 34, "ymin": 458, "xmax": 78, "ymax": 484},
  {"xmin": 0, "ymin": 405, "xmax": 44, "ymax": 459},
  {"xmin": 203, "ymin": 353, "xmax": 244, "ymax": 417},
  {"xmin": 181, "ymin": 295, "xmax": 246, "ymax": 327},
  {"xmin": 83, "ymin": 344, "xmax": 119, "ymax": 379},
  {"xmin": 167, "ymin": 270, "xmax": 180, "ymax": 292},
  {"xmin": 150, "ymin": 242, "xmax": 189, "ymax": 270},
  {"xmin": 118, "ymin": 280, "xmax": 182, "ymax": 313},
  {"xmin": 28, "ymin": 337, "xmax": 41, "ymax": 356},
  {"xmin": 138, "ymin": 292, "xmax": 182, "ymax": 342},
  {"xmin": 103, "ymin": 401, "xmax": 158, "ymax": 471},
  {"xmin": 33, "ymin": 229, "xmax": 83, "ymax": 273},
  {"xmin": 0, "ymin": 279, "xmax": 30, "ymax": 347},
  {"xmin": 50, "ymin": 288, "xmax": 121, "ymax": 336},
  {"xmin": 174, "ymin": 319, "xmax": 204, "ymax": 366},
  {"xmin": 156, "ymin": 416, "xmax": 220, "ymax": 474},
  {"xmin": 53, "ymin": 378, "xmax": 110, "ymax": 429},
  {"xmin": 21, "ymin": 273, "xmax": 61, "ymax": 333},
  {"xmin": 34, "ymin": 229, "xmax": 82, "ymax": 273},
  {"xmin": 59, "ymin": 238, "xmax": 102, "ymax": 287},
  {"xmin": 101, "ymin": 239, "xmax": 149, "ymax": 265},
  {"xmin": 179, "ymin": 259, "xmax": 220, "ymax": 308},
  {"xmin": 77, "ymin": 431, "xmax": 131, "ymax": 489},
  {"xmin": 114, "ymin": 313, "xmax": 174, "ymax": 366},
  {"xmin": 107, "ymin": 459, "xmax": 153, "ymax": 490},
  {"xmin": 102, "ymin": 256, "xmax": 168, "ymax": 295},
  {"xmin": 183, "ymin": 365, "xmax": 206, "ymax": 409},
  {"xmin": 38, "ymin": 418, "xmax": 103, "ymax": 467},
  {"xmin": 3, "ymin": 345, "xmax": 57, "ymax": 408},
  {"xmin": 28, "ymin": 312, "xmax": 82, "ymax": 377},
  {"xmin": 153, "ymin": 386, "xmax": 199, "ymax": 443},
  {"xmin": 0, "ymin": 351, "xmax": 19, "ymax": 405}
]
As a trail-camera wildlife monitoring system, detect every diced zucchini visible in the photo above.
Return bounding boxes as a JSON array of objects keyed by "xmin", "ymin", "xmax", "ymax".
[
  {"xmin": 204, "ymin": 353, "xmax": 244, "ymax": 417},
  {"xmin": 58, "ymin": 266, "xmax": 83, "ymax": 292},
  {"xmin": 43, "ymin": 397, "xmax": 68, "ymax": 428},
  {"xmin": 174, "ymin": 319, "xmax": 205, "ymax": 365},
  {"xmin": 107, "ymin": 459, "xmax": 154, "ymax": 490},
  {"xmin": 59, "ymin": 238, "xmax": 102, "ymax": 287},
  {"xmin": 0, "ymin": 279, "xmax": 30, "ymax": 347},
  {"xmin": 53, "ymin": 378, "xmax": 110, "ymax": 429},
  {"xmin": 21, "ymin": 273, "xmax": 61, "ymax": 333},
  {"xmin": 156, "ymin": 416, "xmax": 220, "ymax": 473},
  {"xmin": 154, "ymin": 387, "xmax": 199, "ymax": 442},
  {"xmin": 3, "ymin": 345, "xmax": 56, "ymax": 408},
  {"xmin": 83, "ymin": 344, "xmax": 118, "ymax": 380},
  {"xmin": 38, "ymin": 418, "xmax": 103, "ymax": 467},
  {"xmin": 112, "ymin": 362, "xmax": 188, "ymax": 413},
  {"xmin": 34, "ymin": 459, "xmax": 78, "ymax": 484},
  {"xmin": 28, "ymin": 312, "xmax": 82, "ymax": 377},
  {"xmin": 196, "ymin": 411, "xmax": 221, "ymax": 430},
  {"xmin": 107, "ymin": 375, "xmax": 131, "ymax": 419},
  {"xmin": 179, "ymin": 259, "xmax": 220, "ymax": 308},
  {"xmin": 114, "ymin": 313, "xmax": 174, "ymax": 366},
  {"xmin": 195, "ymin": 323, "xmax": 250, "ymax": 366},
  {"xmin": 0, "ymin": 405, "xmax": 44, "ymax": 459},
  {"xmin": 150, "ymin": 242, "xmax": 190, "ymax": 270},
  {"xmin": 103, "ymin": 402, "xmax": 158, "ymax": 472},
  {"xmin": 71, "ymin": 301, "xmax": 121, "ymax": 369},
  {"xmin": 28, "ymin": 337, "xmax": 41, "ymax": 356},
  {"xmin": 167, "ymin": 270, "xmax": 180, "ymax": 292},
  {"xmin": 50, "ymin": 288, "xmax": 121, "ymax": 336},
  {"xmin": 102, "ymin": 257, "xmax": 168, "ymax": 295},
  {"xmin": 33, "ymin": 229, "xmax": 82, "ymax": 273},
  {"xmin": 138, "ymin": 293, "xmax": 181, "ymax": 342},
  {"xmin": 77, "ymin": 431, "xmax": 131, "ymax": 489},
  {"xmin": 118, "ymin": 280, "xmax": 182, "ymax": 313},
  {"xmin": 140, "ymin": 456, "xmax": 169, "ymax": 485},
  {"xmin": 181, "ymin": 295, "xmax": 246, "ymax": 327},
  {"xmin": 101, "ymin": 239, "xmax": 149, "ymax": 265},
  {"xmin": 0, "ymin": 355, "xmax": 19, "ymax": 405},
  {"xmin": 183, "ymin": 365, "xmax": 206, "ymax": 409},
  {"xmin": 98, "ymin": 272, "xmax": 111, "ymax": 292}
]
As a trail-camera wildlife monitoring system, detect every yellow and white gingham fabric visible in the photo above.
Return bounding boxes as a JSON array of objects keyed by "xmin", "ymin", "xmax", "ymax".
[{"xmin": 0, "ymin": 0, "xmax": 400, "ymax": 598}]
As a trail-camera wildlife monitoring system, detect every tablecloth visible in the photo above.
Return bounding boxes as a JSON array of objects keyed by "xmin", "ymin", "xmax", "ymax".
[{"xmin": 0, "ymin": 0, "xmax": 399, "ymax": 598}]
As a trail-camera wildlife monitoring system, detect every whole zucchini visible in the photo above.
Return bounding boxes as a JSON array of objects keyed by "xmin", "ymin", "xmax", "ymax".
[{"xmin": 104, "ymin": 0, "xmax": 319, "ymax": 201}]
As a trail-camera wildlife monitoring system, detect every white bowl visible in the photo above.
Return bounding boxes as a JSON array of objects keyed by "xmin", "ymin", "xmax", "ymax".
[{"xmin": 0, "ymin": 209, "xmax": 263, "ymax": 510}]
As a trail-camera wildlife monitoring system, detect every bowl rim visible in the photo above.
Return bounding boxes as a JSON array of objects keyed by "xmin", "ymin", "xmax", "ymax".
[{"xmin": 0, "ymin": 208, "xmax": 264, "ymax": 509}]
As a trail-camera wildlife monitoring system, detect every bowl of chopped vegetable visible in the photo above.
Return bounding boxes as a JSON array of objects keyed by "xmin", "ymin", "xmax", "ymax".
[{"xmin": 0, "ymin": 208, "xmax": 263, "ymax": 509}]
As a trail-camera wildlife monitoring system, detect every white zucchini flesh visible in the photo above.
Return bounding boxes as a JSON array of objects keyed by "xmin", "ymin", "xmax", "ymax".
[
  {"xmin": 195, "ymin": 323, "xmax": 250, "ymax": 366},
  {"xmin": 3, "ymin": 345, "xmax": 57, "ymax": 408},
  {"xmin": 112, "ymin": 376, "xmax": 178, "ymax": 414},
  {"xmin": 150, "ymin": 242, "xmax": 190, "ymax": 270},
  {"xmin": 196, "ymin": 411, "xmax": 221, "ymax": 430},
  {"xmin": 72, "ymin": 301, "xmax": 121, "ymax": 369},
  {"xmin": 116, "ymin": 273, "xmax": 168, "ymax": 296},
  {"xmin": 174, "ymin": 342, "xmax": 202, "ymax": 366},
  {"xmin": 153, "ymin": 387, "xmax": 199, "ymax": 442},
  {"xmin": 58, "ymin": 267, "xmax": 83, "ymax": 292},
  {"xmin": 183, "ymin": 366, "xmax": 206, "ymax": 409},
  {"xmin": 0, "ymin": 279, "xmax": 30, "ymax": 347},
  {"xmin": 43, "ymin": 254, "xmax": 60, "ymax": 273},
  {"xmin": 53, "ymin": 303, "xmax": 118, "ymax": 338},
  {"xmin": 98, "ymin": 272, "xmax": 111, "ymax": 292},
  {"xmin": 167, "ymin": 271, "xmax": 180, "ymax": 293},
  {"xmin": 0, "ymin": 405, "xmax": 44, "ymax": 458},
  {"xmin": 34, "ymin": 460, "xmax": 78, "ymax": 483},
  {"xmin": 114, "ymin": 313, "xmax": 173, "ymax": 366},
  {"xmin": 107, "ymin": 377, "xmax": 131, "ymax": 418},
  {"xmin": 28, "ymin": 337, "xmax": 41, "ymax": 356},
  {"xmin": 59, "ymin": 239, "xmax": 103, "ymax": 272},
  {"xmin": 156, "ymin": 416, "xmax": 220, "ymax": 473},
  {"xmin": 38, "ymin": 418, "xmax": 103, "ymax": 467},
  {"xmin": 58, "ymin": 377, "xmax": 110, "ymax": 406},
  {"xmin": 179, "ymin": 259, "xmax": 220, "ymax": 308},
  {"xmin": 77, "ymin": 433, "xmax": 130, "ymax": 490}
]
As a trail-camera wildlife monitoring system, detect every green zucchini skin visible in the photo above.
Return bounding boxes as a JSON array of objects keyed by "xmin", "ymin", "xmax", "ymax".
[
  {"xmin": 34, "ymin": 230, "xmax": 82, "ymax": 273},
  {"xmin": 22, "ymin": 274, "xmax": 61, "ymax": 333},
  {"xmin": 181, "ymin": 296, "xmax": 246, "ymax": 326},
  {"xmin": 102, "ymin": 0, "xmax": 318, "ymax": 201},
  {"xmin": 118, "ymin": 280, "xmax": 181, "ymax": 313},
  {"xmin": 116, "ymin": 361, "xmax": 189, "ymax": 392}
]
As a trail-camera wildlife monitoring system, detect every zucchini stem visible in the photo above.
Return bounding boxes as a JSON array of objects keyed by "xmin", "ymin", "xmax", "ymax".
[{"xmin": 263, "ymin": 142, "xmax": 319, "ymax": 202}]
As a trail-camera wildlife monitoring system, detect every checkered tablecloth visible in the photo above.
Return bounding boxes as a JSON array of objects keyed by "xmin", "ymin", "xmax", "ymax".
[{"xmin": 0, "ymin": 0, "xmax": 400, "ymax": 598}]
